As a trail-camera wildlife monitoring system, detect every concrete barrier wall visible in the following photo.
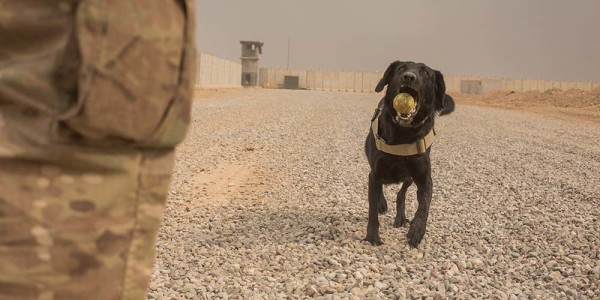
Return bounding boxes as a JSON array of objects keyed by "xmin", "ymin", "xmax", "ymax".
[
  {"xmin": 260, "ymin": 69, "xmax": 384, "ymax": 92},
  {"xmin": 196, "ymin": 53, "xmax": 241, "ymax": 88},
  {"xmin": 259, "ymin": 68, "xmax": 599, "ymax": 93}
]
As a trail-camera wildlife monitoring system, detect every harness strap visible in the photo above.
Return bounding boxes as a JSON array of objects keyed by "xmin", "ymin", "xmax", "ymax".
[{"xmin": 371, "ymin": 110, "xmax": 436, "ymax": 156}]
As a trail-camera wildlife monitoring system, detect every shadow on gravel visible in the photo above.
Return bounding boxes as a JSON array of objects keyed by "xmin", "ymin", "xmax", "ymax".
[{"xmin": 189, "ymin": 202, "xmax": 369, "ymax": 248}]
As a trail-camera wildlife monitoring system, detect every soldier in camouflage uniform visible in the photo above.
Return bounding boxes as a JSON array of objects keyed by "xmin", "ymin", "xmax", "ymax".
[{"xmin": 0, "ymin": 1, "xmax": 195, "ymax": 299}]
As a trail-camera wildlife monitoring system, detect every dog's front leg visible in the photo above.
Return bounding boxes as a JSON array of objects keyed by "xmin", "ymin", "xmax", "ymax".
[
  {"xmin": 406, "ymin": 154, "xmax": 433, "ymax": 248},
  {"xmin": 364, "ymin": 171, "xmax": 383, "ymax": 245},
  {"xmin": 407, "ymin": 177, "xmax": 432, "ymax": 247},
  {"xmin": 394, "ymin": 179, "xmax": 413, "ymax": 228}
]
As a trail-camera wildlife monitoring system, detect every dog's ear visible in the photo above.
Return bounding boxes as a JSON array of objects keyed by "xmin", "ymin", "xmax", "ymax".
[
  {"xmin": 375, "ymin": 61, "xmax": 401, "ymax": 93},
  {"xmin": 434, "ymin": 70, "xmax": 455, "ymax": 116}
]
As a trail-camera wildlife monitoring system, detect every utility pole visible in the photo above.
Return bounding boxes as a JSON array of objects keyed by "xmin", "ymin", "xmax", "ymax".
[{"xmin": 287, "ymin": 34, "xmax": 290, "ymax": 69}]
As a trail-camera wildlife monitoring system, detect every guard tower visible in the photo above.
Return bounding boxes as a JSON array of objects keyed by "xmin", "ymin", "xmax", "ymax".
[{"xmin": 240, "ymin": 41, "xmax": 263, "ymax": 86}]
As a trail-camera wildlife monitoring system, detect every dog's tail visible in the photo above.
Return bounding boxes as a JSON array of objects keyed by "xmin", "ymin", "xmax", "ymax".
[{"xmin": 438, "ymin": 95, "xmax": 455, "ymax": 116}]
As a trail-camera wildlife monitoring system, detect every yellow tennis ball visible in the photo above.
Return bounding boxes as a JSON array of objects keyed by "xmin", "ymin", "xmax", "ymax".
[{"xmin": 393, "ymin": 93, "xmax": 415, "ymax": 114}]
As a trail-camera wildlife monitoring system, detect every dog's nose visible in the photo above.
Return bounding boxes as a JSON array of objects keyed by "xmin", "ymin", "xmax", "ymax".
[{"xmin": 401, "ymin": 72, "xmax": 417, "ymax": 83}]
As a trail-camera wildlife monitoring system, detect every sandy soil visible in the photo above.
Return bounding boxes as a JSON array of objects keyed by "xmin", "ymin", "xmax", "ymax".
[
  {"xmin": 451, "ymin": 87, "xmax": 600, "ymax": 124},
  {"xmin": 150, "ymin": 88, "xmax": 599, "ymax": 299},
  {"xmin": 195, "ymin": 86, "xmax": 600, "ymax": 124},
  {"xmin": 194, "ymin": 87, "xmax": 256, "ymax": 101}
]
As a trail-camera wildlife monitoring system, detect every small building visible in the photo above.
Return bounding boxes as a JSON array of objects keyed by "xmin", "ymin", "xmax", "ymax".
[{"xmin": 240, "ymin": 41, "xmax": 263, "ymax": 86}]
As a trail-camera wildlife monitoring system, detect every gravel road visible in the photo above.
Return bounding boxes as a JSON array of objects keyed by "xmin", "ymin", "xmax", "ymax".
[{"xmin": 147, "ymin": 89, "xmax": 599, "ymax": 300}]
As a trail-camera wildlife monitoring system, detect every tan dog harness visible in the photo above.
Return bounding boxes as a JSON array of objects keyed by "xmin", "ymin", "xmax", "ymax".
[{"xmin": 371, "ymin": 110, "xmax": 436, "ymax": 156}]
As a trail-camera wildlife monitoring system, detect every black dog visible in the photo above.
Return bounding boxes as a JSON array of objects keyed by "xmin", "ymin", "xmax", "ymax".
[{"xmin": 364, "ymin": 61, "xmax": 455, "ymax": 247}]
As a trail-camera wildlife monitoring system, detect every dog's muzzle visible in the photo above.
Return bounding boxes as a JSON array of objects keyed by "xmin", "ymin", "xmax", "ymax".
[{"xmin": 393, "ymin": 86, "xmax": 419, "ymax": 125}]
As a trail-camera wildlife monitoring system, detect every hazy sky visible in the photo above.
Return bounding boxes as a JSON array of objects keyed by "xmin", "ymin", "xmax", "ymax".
[{"xmin": 195, "ymin": 0, "xmax": 600, "ymax": 82}]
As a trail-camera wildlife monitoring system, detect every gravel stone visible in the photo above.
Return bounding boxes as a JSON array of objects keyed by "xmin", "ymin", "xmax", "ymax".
[
  {"xmin": 354, "ymin": 271, "xmax": 364, "ymax": 280},
  {"xmin": 374, "ymin": 281, "xmax": 389, "ymax": 290},
  {"xmin": 147, "ymin": 90, "xmax": 600, "ymax": 299}
]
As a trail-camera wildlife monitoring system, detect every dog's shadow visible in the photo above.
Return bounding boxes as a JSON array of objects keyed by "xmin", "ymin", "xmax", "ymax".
[
  {"xmin": 186, "ymin": 186, "xmax": 421, "ymax": 250},
  {"xmin": 189, "ymin": 204, "xmax": 362, "ymax": 248}
]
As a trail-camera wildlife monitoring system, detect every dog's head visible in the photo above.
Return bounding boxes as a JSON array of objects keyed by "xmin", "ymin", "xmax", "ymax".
[{"xmin": 375, "ymin": 61, "xmax": 455, "ymax": 127}]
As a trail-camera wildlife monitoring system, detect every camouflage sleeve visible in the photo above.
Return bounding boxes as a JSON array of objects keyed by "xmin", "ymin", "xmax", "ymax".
[
  {"xmin": 0, "ymin": 0, "xmax": 196, "ymax": 150},
  {"xmin": 0, "ymin": 0, "xmax": 196, "ymax": 299}
]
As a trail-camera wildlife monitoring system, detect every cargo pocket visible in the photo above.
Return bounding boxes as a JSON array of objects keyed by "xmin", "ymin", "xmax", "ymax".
[{"xmin": 59, "ymin": 0, "xmax": 195, "ymax": 148}]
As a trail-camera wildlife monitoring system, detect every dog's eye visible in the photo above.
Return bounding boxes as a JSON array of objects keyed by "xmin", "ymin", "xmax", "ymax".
[{"xmin": 420, "ymin": 69, "xmax": 430, "ymax": 77}]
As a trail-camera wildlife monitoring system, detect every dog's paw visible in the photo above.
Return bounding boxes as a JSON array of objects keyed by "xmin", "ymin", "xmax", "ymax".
[
  {"xmin": 393, "ymin": 216, "xmax": 409, "ymax": 228},
  {"xmin": 406, "ymin": 223, "xmax": 425, "ymax": 248},
  {"xmin": 378, "ymin": 200, "xmax": 388, "ymax": 215},
  {"xmin": 363, "ymin": 235, "xmax": 384, "ymax": 246}
]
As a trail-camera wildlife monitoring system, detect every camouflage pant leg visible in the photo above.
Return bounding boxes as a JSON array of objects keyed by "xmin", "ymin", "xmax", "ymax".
[
  {"xmin": 0, "ymin": 0, "xmax": 196, "ymax": 299},
  {"xmin": 0, "ymin": 147, "xmax": 175, "ymax": 300}
]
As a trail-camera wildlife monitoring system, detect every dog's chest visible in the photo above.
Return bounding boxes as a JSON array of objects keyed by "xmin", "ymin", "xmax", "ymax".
[{"xmin": 375, "ymin": 157, "xmax": 411, "ymax": 184}]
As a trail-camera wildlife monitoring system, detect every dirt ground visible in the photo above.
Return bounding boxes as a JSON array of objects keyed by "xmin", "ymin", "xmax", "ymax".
[
  {"xmin": 195, "ymin": 86, "xmax": 600, "ymax": 124},
  {"xmin": 151, "ymin": 88, "xmax": 599, "ymax": 299},
  {"xmin": 450, "ymin": 87, "xmax": 600, "ymax": 124},
  {"xmin": 194, "ymin": 87, "xmax": 251, "ymax": 100}
]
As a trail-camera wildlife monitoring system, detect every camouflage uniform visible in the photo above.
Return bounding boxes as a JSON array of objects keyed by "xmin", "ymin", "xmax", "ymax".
[{"xmin": 0, "ymin": 1, "xmax": 195, "ymax": 299}]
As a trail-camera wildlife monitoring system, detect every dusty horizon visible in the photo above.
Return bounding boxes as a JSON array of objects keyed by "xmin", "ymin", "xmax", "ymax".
[{"xmin": 195, "ymin": 0, "xmax": 600, "ymax": 82}]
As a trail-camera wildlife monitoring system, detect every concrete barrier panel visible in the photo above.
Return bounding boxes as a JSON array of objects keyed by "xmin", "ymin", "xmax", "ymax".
[
  {"xmin": 258, "ymin": 68, "xmax": 267, "ymax": 86},
  {"xmin": 577, "ymin": 81, "xmax": 592, "ymax": 91},
  {"xmin": 197, "ymin": 53, "xmax": 204, "ymax": 86},
  {"xmin": 370, "ymin": 72, "xmax": 381, "ymax": 92},
  {"xmin": 562, "ymin": 81, "xmax": 577, "ymax": 90},
  {"xmin": 338, "ymin": 72, "xmax": 346, "ymax": 91},
  {"xmin": 212, "ymin": 56, "xmax": 220, "ymax": 86},
  {"xmin": 482, "ymin": 79, "xmax": 503, "ymax": 93},
  {"xmin": 503, "ymin": 78, "xmax": 518, "ymax": 91},
  {"xmin": 346, "ymin": 72, "xmax": 354, "ymax": 92},
  {"xmin": 306, "ymin": 71, "xmax": 316, "ymax": 90},
  {"xmin": 210, "ymin": 56, "xmax": 218, "ymax": 86},
  {"xmin": 218, "ymin": 58, "xmax": 226, "ymax": 86},
  {"xmin": 345, "ymin": 72, "xmax": 355, "ymax": 92},
  {"xmin": 298, "ymin": 70, "xmax": 308, "ymax": 89},
  {"xmin": 323, "ymin": 71, "xmax": 332, "ymax": 91},
  {"xmin": 531, "ymin": 80, "xmax": 540, "ymax": 91},
  {"xmin": 353, "ymin": 72, "xmax": 362, "ymax": 92},
  {"xmin": 444, "ymin": 75, "xmax": 460, "ymax": 93},
  {"xmin": 196, "ymin": 56, "xmax": 202, "ymax": 85},
  {"xmin": 200, "ymin": 54, "xmax": 213, "ymax": 87},
  {"xmin": 522, "ymin": 79, "xmax": 534, "ymax": 91},
  {"xmin": 267, "ymin": 69, "xmax": 276, "ymax": 84},
  {"xmin": 515, "ymin": 79, "xmax": 523, "ymax": 91},
  {"xmin": 331, "ymin": 72, "xmax": 340, "ymax": 91},
  {"xmin": 315, "ymin": 70, "xmax": 324, "ymax": 91},
  {"xmin": 195, "ymin": 52, "xmax": 242, "ymax": 88},
  {"xmin": 235, "ymin": 64, "xmax": 242, "ymax": 86},
  {"xmin": 221, "ymin": 59, "xmax": 228, "ymax": 86},
  {"xmin": 361, "ymin": 73, "xmax": 370, "ymax": 92},
  {"xmin": 209, "ymin": 56, "xmax": 218, "ymax": 86},
  {"xmin": 521, "ymin": 79, "xmax": 530, "ymax": 92},
  {"xmin": 343, "ymin": 72, "xmax": 352, "ymax": 91},
  {"xmin": 275, "ymin": 69, "xmax": 287, "ymax": 87},
  {"xmin": 538, "ymin": 80, "xmax": 548, "ymax": 91},
  {"xmin": 342, "ymin": 72, "xmax": 353, "ymax": 92},
  {"xmin": 230, "ymin": 60, "xmax": 236, "ymax": 87},
  {"xmin": 253, "ymin": 67, "xmax": 600, "ymax": 94}
]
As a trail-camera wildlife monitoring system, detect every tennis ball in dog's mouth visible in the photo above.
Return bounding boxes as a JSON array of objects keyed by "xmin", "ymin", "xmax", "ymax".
[{"xmin": 393, "ymin": 93, "xmax": 416, "ymax": 114}]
